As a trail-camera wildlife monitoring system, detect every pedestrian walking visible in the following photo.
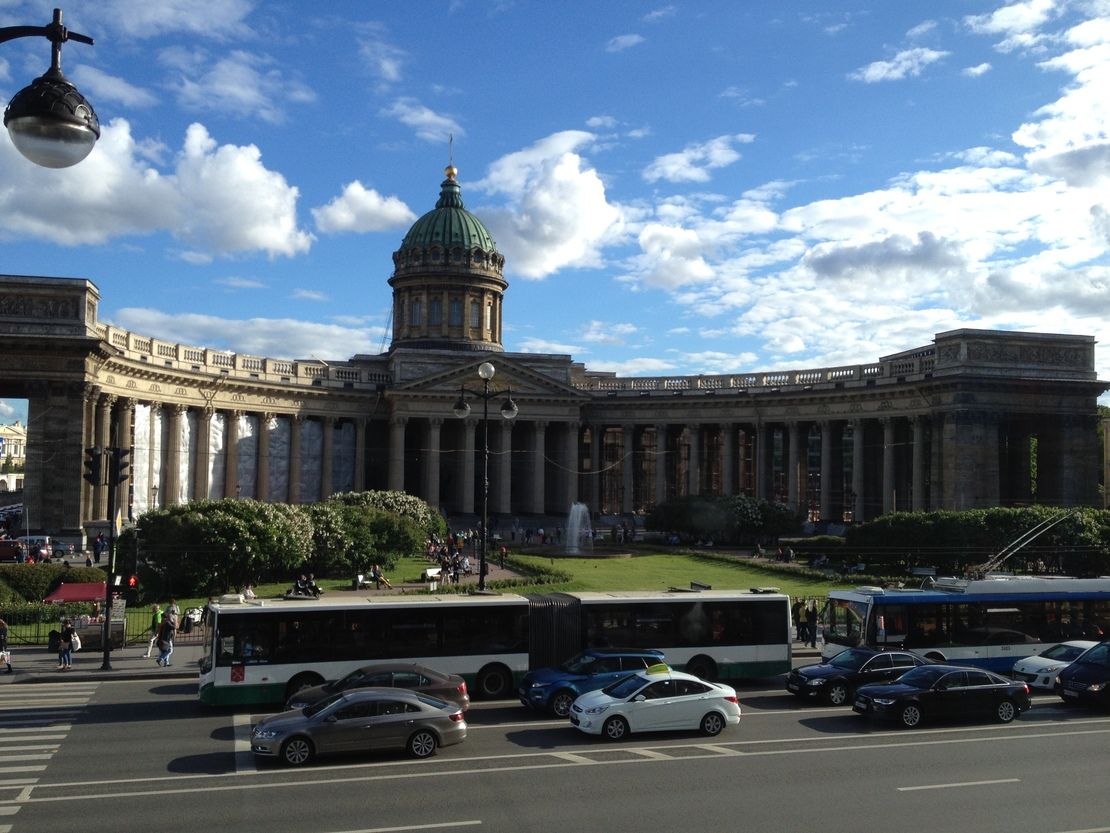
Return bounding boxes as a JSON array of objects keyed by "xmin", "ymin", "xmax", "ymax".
[
  {"xmin": 156, "ymin": 608, "xmax": 177, "ymax": 667},
  {"xmin": 143, "ymin": 604, "xmax": 163, "ymax": 658},
  {"xmin": 0, "ymin": 618, "xmax": 11, "ymax": 673},
  {"xmin": 805, "ymin": 601, "xmax": 819, "ymax": 649},
  {"xmin": 58, "ymin": 618, "xmax": 76, "ymax": 669},
  {"xmin": 792, "ymin": 599, "xmax": 805, "ymax": 643}
]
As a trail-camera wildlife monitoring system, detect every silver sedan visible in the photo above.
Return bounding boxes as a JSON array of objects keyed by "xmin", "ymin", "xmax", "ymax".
[{"xmin": 251, "ymin": 687, "xmax": 467, "ymax": 766}]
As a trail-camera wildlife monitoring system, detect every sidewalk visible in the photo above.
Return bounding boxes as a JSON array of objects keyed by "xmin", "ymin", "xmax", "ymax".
[{"xmin": 0, "ymin": 640, "xmax": 204, "ymax": 684}]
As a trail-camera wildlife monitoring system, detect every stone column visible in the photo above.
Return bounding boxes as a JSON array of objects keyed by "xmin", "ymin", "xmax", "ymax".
[
  {"xmin": 113, "ymin": 397, "xmax": 134, "ymax": 520},
  {"xmin": 193, "ymin": 406, "xmax": 211, "ymax": 502},
  {"xmin": 654, "ymin": 423, "xmax": 668, "ymax": 507},
  {"xmin": 164, "ymin": 404, "xmax": 183, "ymax": 507},
  {"xmin": 721, "ymin": 424, "xmax": 735, "ymax": 496},
  {"xmin": 882, "ymin": 418, "xmax": 896, "ymax": 514},
  {"xmin": 387, "ymin": 416, "xmax": 406, "ymax": 492},
  {"xmin": 622, "ymin": 424, "xmax": 635, "ymax": 512},
  {"xmin": 288, "ymin": 415, "xmax": 302, "ymax": 503},
  {"xmin": 686, "ymin": 424, "xmax": 700, "ymax": 496},
  {"xmin": 459, "ymin": 419, "xmax": 476, "ymax": 514},
  {"xmin": 565, "ymin": 421, "xmax": 580, "ymax": 508},
  {"xmin": 320, "ymin": 416, "xmax": 334, "ymax": 500},
  {"xmin": 912, "ymin": 416, "xmax": 926, "ymax": 512},
  {"xmin": 353, "ymin": 418, "xmax": 367, "ymax": 492},
  {"xmin": 754, "ymin": 423, "xmax": 771, "ymax": 501},
  {"xmin": 590, "ymin": 423, "xmax": 603, "ymax": 512},
  {"xmin": 224, "ymin": 410, "xmax": 240, "ymax": 499},
  {"xmin": 737, "ymin": 428, "xmax": 749, "ymax": 496},
  {"xmin": 255, "ymin": 413, "xmax": 271, "ymax": 502},
  {"xmin": 425, "ymin": 418, "xmax": 442, "ymax": 509},
  {"xmin": 94, "ymin": 394, "xmax": 114, "ymax": 519},
  {"xmin": 81, "ymin": 385, "xmax": 99, "ymax": 523},
  {"xmin": 819, "ymin": 420, "xmax": 833, "ymax": 520},
  {"xmin": 531, "ymin": 421, "xmax": 547, "ymax": 514},
  {"xmin": 786, "ymin": 421, "xmax": 801, "ymax": 513},
  {"xmin": 496, "ymin": 420, "xmax": 513, "ymax": 515},
  {"xmin": 852, "ymin": 419, "xmax": 866, "ymax": 522}
]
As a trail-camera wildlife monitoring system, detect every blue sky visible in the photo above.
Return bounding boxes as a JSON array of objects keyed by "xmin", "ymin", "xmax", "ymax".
[{"xmin": 0, "ymin": 0, "xmax": 1108, "ymax": 426}]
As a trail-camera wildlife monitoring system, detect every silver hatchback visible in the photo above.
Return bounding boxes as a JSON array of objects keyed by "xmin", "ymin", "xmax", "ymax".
[{"xmin": 251, "ymin": 687, "xmax": 466, "ymax": 766}]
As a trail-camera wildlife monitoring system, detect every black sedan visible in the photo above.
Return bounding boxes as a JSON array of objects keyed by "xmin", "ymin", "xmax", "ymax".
[
  {"xmin": 852, "ymin": 664, "xmax": 1031, "ymax": 728},
  {"xmin": 786, "ymin": 648, "xmax": 927, "ymax": 706}
]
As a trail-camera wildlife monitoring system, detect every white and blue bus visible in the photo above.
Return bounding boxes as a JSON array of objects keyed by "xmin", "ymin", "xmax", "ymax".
[
  {"xmin": 199, "ymin": 593, "xmax": 531, "ymax": 706},
  {"xmin": 821, "ymin": 576, "xmax": 1110, "ymax": 673}
]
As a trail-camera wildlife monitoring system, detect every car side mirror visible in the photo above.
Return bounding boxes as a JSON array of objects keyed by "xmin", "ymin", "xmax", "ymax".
[
  {"xmin": 634, "ymin": 694, "xmax": 646, "ymax": 702},
  {"xmin": 325, "ymin": 715, "xmax": 338, "ymax": 723}
]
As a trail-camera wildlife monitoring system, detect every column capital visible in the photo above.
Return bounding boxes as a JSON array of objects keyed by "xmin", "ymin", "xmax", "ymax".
[{"xmin": 391, "ymin": 415, "xmax": 408, "ymax": 427}]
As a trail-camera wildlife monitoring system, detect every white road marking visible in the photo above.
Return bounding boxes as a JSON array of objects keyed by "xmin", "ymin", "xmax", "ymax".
[
  {"xmin": 0, "ymin": 767, "xmax": 46, "ymax": 775},
  {"xmin": 898, "ymin": 777, "xmax": 1021, "ymax": 792},
  {"xmin": 233, "ymin": 713, "xmax": 256, "ymax": 775},
  {"xmin": 0, "ymin": 755, "xmax": 54, "ymax": 763},
  {"xmin": 0, "ymin": 807, "xmax": 19, "ymax": 815},
  {"xmin": 1053, "ymin": 828, "xmax": 1110, "ymax": 833},
  {"xmin": 319, "ymin": 823, "xmax": 481, "ymax": 832}
]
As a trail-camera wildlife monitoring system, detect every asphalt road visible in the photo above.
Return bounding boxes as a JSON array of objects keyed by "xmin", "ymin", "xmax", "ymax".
[{"xmin": 4, "ymin": 676, "xmax": 1110, "ymax": 833}]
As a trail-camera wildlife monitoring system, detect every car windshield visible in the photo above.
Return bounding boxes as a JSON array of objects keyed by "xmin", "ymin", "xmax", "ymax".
[
  {"xmin": 893, "ymin": 666, "xmax": 949, "ymax": 689},
  {"xmin": 1077, "ymin": 644, "xmax": 1110, "ymax": 666},
  {"xmin": 332, "ymin": 668, "xmax": 368, "ymax": 690},
  {"xmin": 303, "ymin": 691, "xmax": 343, "ymax": 718},
  {"xmin": 601, "ymin": 674, "xmax": 645, "ymax": 699},
  {"xmin": 1041, "ymin": 643, "xmax": 1090, "ymax": 662},
  {"xmin": 561, "ymin": 653, "xmax": 601, "ymax": 674},
  {"xmin": 828, "ymin": 649, "xmax": 872, "ymax": 671}
]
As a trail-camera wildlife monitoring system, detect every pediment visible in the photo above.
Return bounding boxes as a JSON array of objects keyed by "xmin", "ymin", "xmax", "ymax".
[{"xmin": 390, "ymin": 354, "xmax": 588, "ymax": 400}]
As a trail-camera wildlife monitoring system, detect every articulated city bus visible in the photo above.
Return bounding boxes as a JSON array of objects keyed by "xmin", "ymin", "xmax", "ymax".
[
  {"xmin": 528, "ymin": 589, "xmax": 793, "ymax": 681},
  {"xmin": 200, "ymin": 587, "xmax": 793, "ymax": 706},
  {"xmin": 821, "ymin": 576, "xmax": 1110, "ymax": 673},
  {"xmin": 199, "ymin": 593, "xmax": 530, "ymax": 706}
]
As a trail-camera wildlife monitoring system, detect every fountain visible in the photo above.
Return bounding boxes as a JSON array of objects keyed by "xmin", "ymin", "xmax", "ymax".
[{"xmin": 565, "ymin": 502, "xmax": 593, "ymax": 555}]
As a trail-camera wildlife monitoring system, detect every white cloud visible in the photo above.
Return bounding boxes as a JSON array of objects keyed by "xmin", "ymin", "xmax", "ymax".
[
  {"xmin": 643, "ymin": 134, "xmax": 756, "ymax": 183},
  {"xmin": 381, "ymin": 98, "xmax": 463, "ymax": 143},
  {"xmin": 586, "ymin": 115, "xmax": 618, "ymax": 129},
  {"xmin": 965, "ymin": 0, "xmax": 1058, "ymax": 50},
  {"xmin": 581, "ymin": 321, "xmax": 638, "ymax": 344},
  {"xmin": 963, "ymin": 62, "xmax": 994, "ymax": 77},
  {"xmin": 167, "ymin": 49, "xmax": 316, "ymax": 125},
  {"xmin": 357, "ymin": 23, "xmax": 406, "ymax": 85},
  {"xmin": 586, "ymin": 357, "xmax": 677, "ymax": 375},
  {"xmin": 216, "ymin": 277, "xmax": 267, "ymax": 290},
  {"xmin": 0, "ymin": 119, "xmax": 312, "ymax": 260},
  {"xmin": 477, "ymin": 132, "xmax": 624, "ymax": 279},
  {"xmin": 312, "ymin": 181, "xmax": 416, "ymax": 234},
  {"xmin": 71, "ymin": 66, "xmax": 159, "ymax": 108},
  {"xmin": 515, "ymin": 337, "xmax": 581, "ymax": 354},
  {"xmin": 643, "ymin": 7, "xmax": 676, "ymax": 23},
  {"xmin": 91, "ymin": 0, "xmax": 254, "ymax": 39},
  {"xmin": 908, "ymin": 20, "xmax": 938, "ymax": 39},
  {"xmin": 606, "ymin": 34, "xmax": 645, "ymax": 52},
  {"xmin": 109, "ymin": 308, "xmax": 379, "ymax": 360},
  {"xmin": 849, "ymin": 47, "xmax": 950, "ymax": 82},
  {"xmin": 293, "ymin": 289, "xmax": 328, "ymax": 301}
]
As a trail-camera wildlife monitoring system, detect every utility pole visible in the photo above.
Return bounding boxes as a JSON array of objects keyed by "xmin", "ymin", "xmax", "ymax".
[{"xmin": 85, "ymin": 445, "xmax": 128, "ymax": 670}]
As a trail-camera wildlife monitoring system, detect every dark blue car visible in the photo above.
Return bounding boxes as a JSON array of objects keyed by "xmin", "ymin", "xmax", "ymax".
[{"xmin": 519, "ymin": 649, "xmax": 665, "ymax": 717}]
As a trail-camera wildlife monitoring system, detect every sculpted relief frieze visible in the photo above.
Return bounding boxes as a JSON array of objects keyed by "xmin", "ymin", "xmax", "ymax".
[
  {"xmin": 0, "ymin": 295, "xmax": 79, "ymax": 320},
  {"xmin": 965, "ymin": 341, "xmax": 1087, "ymax": 368}
]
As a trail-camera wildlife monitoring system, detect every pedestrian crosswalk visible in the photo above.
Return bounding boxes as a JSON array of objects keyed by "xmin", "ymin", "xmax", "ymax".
[{"xmin": 0, "ymin": 682, "xmax": 98, "ymax": 832}]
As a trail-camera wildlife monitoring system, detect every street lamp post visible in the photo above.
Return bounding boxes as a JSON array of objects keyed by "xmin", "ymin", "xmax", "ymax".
[
  {"xmin": 452, "ymin": 362, "xmax": 518, "ymax": 591},
  {"xmin": 1, "ymin": 8, "xmax": 99, "ymax": 168}
]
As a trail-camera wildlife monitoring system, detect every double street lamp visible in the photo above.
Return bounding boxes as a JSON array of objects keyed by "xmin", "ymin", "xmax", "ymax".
[
  {"xmin": 452, "ymin": 362, "xmax": 518, "ymax": 590},
  {"xmin": 1, "ymin": 8, "xmax": 99, "ymax": 168}
]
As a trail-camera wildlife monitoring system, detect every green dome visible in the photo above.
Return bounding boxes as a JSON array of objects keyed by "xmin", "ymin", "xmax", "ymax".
[{"xmin": 400, "ymin": 166, "xmax": 498, "ymax": 252}]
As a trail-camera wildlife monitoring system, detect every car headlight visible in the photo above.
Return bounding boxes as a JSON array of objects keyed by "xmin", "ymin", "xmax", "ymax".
[
  {"xmin": 529, "ymin": 682, "xmax": 549, "ymax": 689},
  {"xmin": 1055, "ymin": 675, "xmax": 1062, "ymax": 685},
  {"xmin": 872, "ymin": 698, "xmax": 896, "ymax": 706},
  {"xmin": 806, "ymin": 678, "xmax": 826, "ymax": 686},
  {"xmin": 287, "ymin": 701, "xmax": 309, "ymax": 710},
  {"xmin": 1089, "ymin": 682, "xmax": 1105, "ymax": 692},
  {"xmin": 584, "ymin": 705, "xmax": 609, "ymax": 715},
  {"xmin": 252, "ymin": 728, "xmax": 280, "ymax": 739}
]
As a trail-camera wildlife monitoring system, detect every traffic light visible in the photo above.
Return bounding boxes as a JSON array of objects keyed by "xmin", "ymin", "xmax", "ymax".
[
  {"xmin": 83, "ymin": 447, "xmax": 102, "ymax": 486},
  {"xmin": 127, "ymin": 574, "xmax": 137, "ymax": 589},
  {"xmin": 110, "ymin": 447, "xmax": 130, "ymax": 484}
]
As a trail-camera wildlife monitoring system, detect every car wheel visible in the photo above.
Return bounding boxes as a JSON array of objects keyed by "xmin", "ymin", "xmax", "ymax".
[
  {"xmin": 281, "ymin": 736, "xmax": 314, "ymax": 766},
  {"xmin": 995, "ymin": 699, "xmax": 1017, "ymax": 723},
  {"xmin": 826, "ymin": 682, "xmax": 849, "ymax": 706},
  {"xmin": 700, "ymin": 711, "xmax": 726, "ymax": 736},
  {"xmin": 602, "ymin": 716, "xmax": 629, "ymax": 741},
  {"xmin": 550, "ymin": 689, "xmax": 576, "ymax": 718},
  {"xmin": 899, "ymin": 703, "xmax": 923, "ymax": 728},
  {"xmin": 408, "ymin": 729, "xmax": 438, "ymax": 759},
  {"xmin": 476, "ymin": 664, "xmax": 511, "ymax": 699}
]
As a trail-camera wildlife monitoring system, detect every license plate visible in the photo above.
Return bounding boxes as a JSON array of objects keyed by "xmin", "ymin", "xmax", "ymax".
[
  {"xmin": 787, "ymin": 681, "xmax": 799, "ymax": 691},
  {"xmin": 854, "ymin": 698, "xmax": 867, "ymax": 709},
  {"xmin": 1063, "ymin": 689, "xmax": 1079, "ymax": 698}
]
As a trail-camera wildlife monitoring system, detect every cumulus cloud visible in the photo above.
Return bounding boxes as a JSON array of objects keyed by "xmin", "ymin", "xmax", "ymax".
[
  {"xmin": 293, "ymin": 289, "xmax": 328, "ymax": 301},
  {"xmin": 312, "ymin": 182, "xmax": 416, "ymax": 234},
  {"xmin": 515, "ymin": 337, "xmax": 581, "ymax": 354},
  {"xmin": 643, "ymin": 134, "xmax": 755, "ymax": 183},
  {"xmin": 585, "ymin": 357, "xmax": 677, "ymax": 375},
  {"xmin": 88, "ymin": 0, "xmax": 254, "ymax": 39},
  {"xmin": 216, "ymin": 277, "xmax": 267, "ymax": 290},
  {"xmin": 381, "ymin": 98, "xmax": 463, "ymax": 143},
  {"xmin": 110, "ymin": 308, "xmax": 380, "ymax": 360},
  {"xmin": 477, "ymin": 132, "xmax": 624, "ymax": 279},
  {"xmin": 963, "ymin": 62, "xmax": 993, "ymax": 76},
  {"xmin": 165, "ymin": 49, "xmax": 316, "ymax": 125},
  {"xmin": 606, "ymin": 34, "xmax": 645, "ymax": 52},
  {"xmin": 965, "ymin": 0, "xmax": 1058, "ymax": 51},
  {"xmin": 0, "ymin": 119, "xmax": 312, "ymax": 260},
  {"xmin": 71, "ymin": 66, "xmax": 159, "ymax": 108},
  {"xmin": 581, "ymin": 321, "xmax": 638, "ymax": 344},
  {"xmin": 849, "ymin": 47, "xmax": 949, "ymax": 82}
]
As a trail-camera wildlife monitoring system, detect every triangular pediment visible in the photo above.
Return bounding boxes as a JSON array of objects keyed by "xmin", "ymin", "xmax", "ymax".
[{"xmin": 389, "ymin": 354, "xmax": 588, "ymax": 400}]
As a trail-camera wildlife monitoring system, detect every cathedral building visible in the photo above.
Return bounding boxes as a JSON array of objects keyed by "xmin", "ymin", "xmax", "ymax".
[{"xmin": 0, "ymin": 165, "xmax": 1105, "ymax": 548}]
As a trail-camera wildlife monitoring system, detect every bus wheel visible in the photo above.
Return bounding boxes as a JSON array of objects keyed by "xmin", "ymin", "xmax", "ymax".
[
  {"xmin": 476, "ymin": 664, "xmax": 511, "ymax": 699},
  {"xmin": 685, "ymin": 656, "xmax": 717, "ymax": 681},
  {"xmin": 284, "ymin": 673, "xmax": 323, "ymax": 703},
  {"xmin": 550, "ymin": 689, "xmax": 576, "ymax": 718}
]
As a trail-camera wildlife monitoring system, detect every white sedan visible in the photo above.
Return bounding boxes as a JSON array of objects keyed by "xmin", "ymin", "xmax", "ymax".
[
  {"xmin": 569, "ymin": 664, "xmax": 741, "ymax": 740},
  {"xmin": 1012, "ymin": 640, "xmax": 1098, "ymax": 690}
]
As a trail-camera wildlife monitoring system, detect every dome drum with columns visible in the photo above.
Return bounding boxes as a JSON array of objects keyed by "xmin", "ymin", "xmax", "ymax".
[{"xmin": 0, "ymin": 163, "xmax": 1104, "ymax": 551}]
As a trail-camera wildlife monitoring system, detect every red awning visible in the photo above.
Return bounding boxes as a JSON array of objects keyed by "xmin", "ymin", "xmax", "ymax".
[{"xmin": 43, "ymin": 582, "xmax": 106, "ymax": 604}]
